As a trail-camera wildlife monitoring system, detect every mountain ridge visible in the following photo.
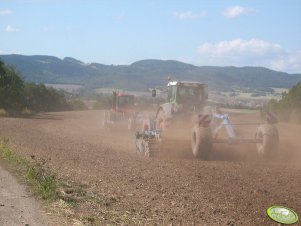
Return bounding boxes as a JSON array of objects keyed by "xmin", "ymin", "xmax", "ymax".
[{"xmin": 1, "ymin": 54, "xmax": 301, "ymax": 91}]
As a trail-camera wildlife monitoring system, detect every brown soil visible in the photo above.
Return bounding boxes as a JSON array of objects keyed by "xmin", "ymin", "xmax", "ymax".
[{"xmin": 0, "ymin": 110, "xmax": 300, "ymax": 225}]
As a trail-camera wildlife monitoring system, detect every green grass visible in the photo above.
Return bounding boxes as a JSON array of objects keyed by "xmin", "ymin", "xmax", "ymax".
[
  {"xmin": 26, "ymin": 165, "xmax": 57, "ymax": 200},
  {"xmin": 1, "ymin": 141, "xmax": 17, "ymax": 162},
  {"xmin": 0, "ymin": 139, "xmax": 58, "ymax": 200}
]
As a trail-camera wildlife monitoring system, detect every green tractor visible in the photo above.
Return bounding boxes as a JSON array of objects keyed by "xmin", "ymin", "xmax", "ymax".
[{"xmin": 136, "ymin": 80, "xmax": 213, "ymax": 158}]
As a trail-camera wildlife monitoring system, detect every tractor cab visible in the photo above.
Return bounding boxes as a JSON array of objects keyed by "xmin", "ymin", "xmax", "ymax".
[
  {"xmin": 112, "ymin": 92, "xmax": 135, "ymax": 113},
  {"xmin": 166, "ymin": 81, "xmax": 208, "ymax": 110}
]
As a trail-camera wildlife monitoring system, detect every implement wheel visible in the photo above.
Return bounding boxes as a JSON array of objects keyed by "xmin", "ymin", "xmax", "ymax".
[
  {"xmin": 102, "ymin": 111, "xmax": 109, "ymax": 129},
  {"xmin": 135, "ymin": 137, "xmax": 145, "ymax": 154},
  {"xmin": 128, "ymin": 117, "xmax": 134, "ymax": 131},
  {"xmin": 155, "ymin": 110, "xmax": 166, "ymax": 132},
  {"xmin": 255, "ymin": 124, "xmax": 279, "ymax": 159},
  {"xmin": 191, "ymin": 125, "xmax": 213, "ymax": 160}
]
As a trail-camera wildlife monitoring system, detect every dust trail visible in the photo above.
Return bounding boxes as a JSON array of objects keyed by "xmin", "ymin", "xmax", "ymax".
[
  {"xmin": 276, "ymin": 122, "xmax": 301, "ymax": 165},
  {"xmin": 134, "ymin": 110, "xmax": 301, "ymax": 164}
]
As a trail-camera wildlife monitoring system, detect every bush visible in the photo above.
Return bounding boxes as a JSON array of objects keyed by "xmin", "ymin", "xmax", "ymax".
[
  {"xmin": 24, "ymin": 83, "xmax": 69, "ymax": 112},
  {"xmin": 262, "ymin": 82, "xmax": 301, "ymax": 122},
  {"xmin": 68, "ymin": 99, "xmax": 88, "ymax": 110}
]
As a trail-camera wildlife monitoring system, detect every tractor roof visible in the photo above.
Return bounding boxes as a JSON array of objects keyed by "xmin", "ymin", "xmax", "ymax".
[{"xmin": 167, "ymin": 81, "xmax": 206, "ymax": 87}]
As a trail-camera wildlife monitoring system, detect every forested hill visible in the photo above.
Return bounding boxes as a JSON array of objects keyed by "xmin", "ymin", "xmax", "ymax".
[{"xmin": 1, "ymin": 54, "xmax": 301, "ymax": 91}]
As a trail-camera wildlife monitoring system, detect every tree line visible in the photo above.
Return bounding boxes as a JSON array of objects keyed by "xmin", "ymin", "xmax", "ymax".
[
  {"xmin": 262, "ymin": 82, "xmax": 301, "ymax": 122},
  {"xmin": 0, "ymin": 59, "xmax": 86, "ymax": 116}
]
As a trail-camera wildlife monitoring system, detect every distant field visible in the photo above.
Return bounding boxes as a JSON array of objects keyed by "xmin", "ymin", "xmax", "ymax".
[
  {"xmin": 94, "ymin": 87, "xmax": 149, "ymax": 96},
  {"xmin": 220, "ymin": 87, "xmax": 288, "ymax": 101},
  {"xmin": 234, "ymin": 92, "xmax": 279, "ymax": 100},
  {"xmin": 272, "ymin": 87, "xmax": 289, "ymax": 94},
  {"xmin": 45, "ymin": 83, "xmax": 82, "ymax": 92}
]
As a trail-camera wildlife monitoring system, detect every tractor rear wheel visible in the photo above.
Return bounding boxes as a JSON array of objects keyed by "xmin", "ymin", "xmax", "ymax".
[{"xmin": 191, "ymin": 125, "xmax": 213, "ymax": 160}]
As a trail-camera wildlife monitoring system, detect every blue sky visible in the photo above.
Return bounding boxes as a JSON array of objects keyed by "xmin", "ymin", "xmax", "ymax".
[{"xmin": 1, "ymin": 0, "xmax": 301, "ymax": 73}]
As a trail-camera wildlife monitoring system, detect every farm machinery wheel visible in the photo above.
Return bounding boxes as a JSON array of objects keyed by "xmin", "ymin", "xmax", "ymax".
[
  {"xmin": 155, "ymin": 109, "xmax": 167, "ymax": 132},
  {"xmin": 255, "ymin": 124, "xmax": 279, "ymax": 159},
  {"xmin": 135, "ymin": 136, "xmax": 147, "ymax": 156},
  {"xmin": 191, "ymin": 125, "xmax": 213, "ymax": 160},
  {"xmin": 102, "ymin": 111, "xmax": 110, "ymax": 129},
  {"xmin": 102, "ymin": 110, "xmax": 116, "ymax": 130},
  {"xmin": 128, "ymin": 117, "xmax": 134, "ymax": 131}
]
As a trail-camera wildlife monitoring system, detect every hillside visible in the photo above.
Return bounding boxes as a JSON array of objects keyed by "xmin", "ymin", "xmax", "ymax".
[{"xmin": 1, "ymin": 54, "xmax": 301, "ymax": 91}]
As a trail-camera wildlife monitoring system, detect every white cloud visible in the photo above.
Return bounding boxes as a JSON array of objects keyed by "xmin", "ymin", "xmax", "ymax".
[
  {"xmin": 198, "ymin": 39, "xmax": 283, "ymax": 57},
  {"xmin": 270, "ymin": 51, "xmax": 301, "ymax": 73},
  {"xmin": 197, "ymin": 39, "xmax": 301, "ymax": 73},
  {"xmin": 5, "ymin": 25, "xmax": 20, "ymax": 32},
  {"xmin": 173, "ymin": 11, "xmax": 207, "ymax": 20},
  {"xmin": 0, "ymin": 9, "xmax": 12, "ymax": 16},
  {"xmin": 223, "ymin": 6, "xmax": 254, "ymax": 19}
]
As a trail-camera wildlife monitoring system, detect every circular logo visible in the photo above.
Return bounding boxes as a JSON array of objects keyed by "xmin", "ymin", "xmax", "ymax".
[{"xmin": 267, "ymin": 206, "xmax": 299, "ymax": 224}]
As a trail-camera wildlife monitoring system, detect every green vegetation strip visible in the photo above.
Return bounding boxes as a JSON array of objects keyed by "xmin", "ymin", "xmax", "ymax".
[{"xmin": 0, "ymin": 139, "xmax": 57, "ymax": 200}]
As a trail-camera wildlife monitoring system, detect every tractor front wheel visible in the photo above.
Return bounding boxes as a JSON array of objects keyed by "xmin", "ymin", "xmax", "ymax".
[{"xmin": 191, "ymin": 125, "xmax": 213, "ymax": 160}]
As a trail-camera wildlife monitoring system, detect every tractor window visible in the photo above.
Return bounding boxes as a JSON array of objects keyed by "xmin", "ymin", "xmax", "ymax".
[
  {"xmin": 167, "ymin": 86, "xmax": 172, "ymax": 102},
  {"xmin": 171, "ymin": 86, "xmax": 177, "ymax": 102},
  {"xmin": 178, "ymin": 86, "xmax": 200, "ymax": 100},
  {"xmin": 177, "ymin": 86, "xmax": 200, "ymax": 103}
]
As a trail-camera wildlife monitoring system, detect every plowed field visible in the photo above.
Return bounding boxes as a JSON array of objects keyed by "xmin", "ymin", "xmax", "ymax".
[{"xmin": 0, "ymin": 110, "xmax": 300, "ymax": 225}]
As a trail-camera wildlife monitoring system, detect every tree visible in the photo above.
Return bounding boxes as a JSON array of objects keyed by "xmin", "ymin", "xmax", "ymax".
[
  {"xmin": 0, "ymin": 59, "xmax": 72, "ymax": 114},
  {"xmin": 24, "ymin": 83, "xmax": 69, "ymax": 112},
  {"xmin": 280, "ymin": 83, "xmax": 301, "ymax": 109},
  {"xmin": 0, "ymin": 61, "xmax": 25, "ymax": 113},
  {"xmin": 0, "ymin": 60, "xmax": 6, "ymax": 75}
]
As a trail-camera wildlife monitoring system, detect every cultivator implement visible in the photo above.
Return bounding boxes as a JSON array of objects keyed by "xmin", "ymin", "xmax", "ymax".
[
  {"xmin": 135, "ymin": 130, "xmax": 161, "ymax": 157},
  {"xmin": 135, "ymin": 110, "xmax": 278, "ymax": 159}
]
